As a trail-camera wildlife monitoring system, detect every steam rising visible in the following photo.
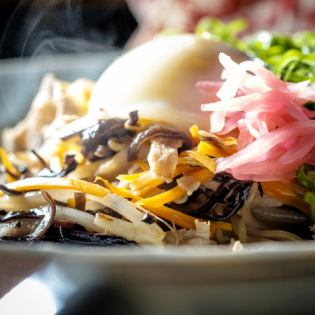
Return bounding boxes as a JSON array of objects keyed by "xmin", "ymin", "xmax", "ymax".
[
  {"xmin": 0, "ymin": 0, "xmax": 134, "ymax": 129},
  {"xmin": 0, "ymin": 0, "xmax": 133, "ymax": 57}
]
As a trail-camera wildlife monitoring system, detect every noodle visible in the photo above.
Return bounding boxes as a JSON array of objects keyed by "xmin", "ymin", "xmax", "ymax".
[
  {"xmin": 246, "ymin": 227, "xmax": 302, "ymax": 241},
  {"xmin": 240, "ymin": 183, "xmax": 267, "ymax": 230},
  {"xmin": 230, "ymin": 215, "xmax": 247, "ymax": 243}
]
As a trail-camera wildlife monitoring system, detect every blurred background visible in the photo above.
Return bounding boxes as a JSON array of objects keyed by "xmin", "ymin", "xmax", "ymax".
[
  {"xmin": 1, "ymin": 0, "xmax": 315, "ymax": 59},
  {"xmin": 0, "ymin": 0, "xmax": 137, "ymax": 58}
]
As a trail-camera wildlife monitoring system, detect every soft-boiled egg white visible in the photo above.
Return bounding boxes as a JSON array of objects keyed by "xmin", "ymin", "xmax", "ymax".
[{"xmin": 88, "ymin": 34, "xmax": 245, "ymax": 131}]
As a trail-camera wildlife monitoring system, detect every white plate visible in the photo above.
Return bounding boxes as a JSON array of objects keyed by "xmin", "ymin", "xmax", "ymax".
[{"xmin": 1, "ymin": 242, "xmax": 315, "ymax": 314}]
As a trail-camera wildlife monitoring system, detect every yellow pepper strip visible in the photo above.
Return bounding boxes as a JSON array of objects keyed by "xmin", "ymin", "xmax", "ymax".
[
  {"xmin": 54, "ymin": 140, "xmax": 83, "ymax": 167},
  {"xmin": 67, "ymin": 178, "xmax": 108, "ymax": 196},
  {"xmin": 144, "ymin": 204, "xmax": 196, "ymax": 229},
  {"xmin": 189, "ymin": 124, "xmax": 200, "ymax": 142},
  {"xmin": 137, "ymin": 168, "xmax": 212, "ymax": 207},
  {"xmin": 130, "ymin": 172, "xmax": 164, "ymax": 191},
  {"xmin": 0, "ymin": 147, "xmax": 20, "ymax": 181},
  {"xmin": 175, "ymin": 164, "xmax": 200, "ymax": 173},
  {"xmin": 197, "ymin": 130, "xmax": 237, "ymax": 154},
  {"xmin": 117, "ymin": 171, "xmax": 147, "ymax": 182},
  {"xmin": 118, "ymin": 165, "xmax": 209, "ymax": 198},
  {"xmin": 187, "ymin": 150, "xmax": 216, "ymax": 173},
  {"xmin": 130, "ymin": 166, "xmax": 194, "ymax": 196},
  {"xmin": 138, "ymin": 186, "xmax": 186, "ymax": 207},
  {"xmin": 94, "ymin": 177, "xmax": 140, "ymax": 201},
  {"xmin": 197, "ymin": 141, "xmax": 228, "ymax": 157},
  {"xmin": 262, "ymin": 181, "xmax": 310, "ymax": 214},
  {"xmin": 143, "ymin": 203, "xmax": 233, "ymax": 233},
  {"xmin": 177, "ymin": 157, "xmax": 199, "ymax": 166},
  {"xmin": 118, "ymin": 165, "xmax": 197, "ymax": 184},
  {"xmin": 133, "ymin": 179, "xmax": 165, "ymax": 197},
  {"xmin": 185, "ymin": 168, "xmax": 213, "ymax": 183},
  {"xmin": 2, "ymin": 177, "xmax": 108, "ymax": 197}
]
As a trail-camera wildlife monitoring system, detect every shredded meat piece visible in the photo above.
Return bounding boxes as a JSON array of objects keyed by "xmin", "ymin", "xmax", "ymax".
[
  {"xmin": 147, "ymin": 140, "xmax": 180, "ymax": 181},
  {"xmin": 128, "ymin": 124, "xmax": 192, "ymax": 161},
  {"xmin": 2, "ymin": 74, "xmax": 95, "ymax": 152},
  {"xmin": 3, "ymin": 74, "xmax": 56, "ymax": 151}
]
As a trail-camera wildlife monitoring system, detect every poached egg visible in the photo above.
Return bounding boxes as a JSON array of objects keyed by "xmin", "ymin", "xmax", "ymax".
[{"xmin": 88, "ymin": 34, "xmax": 245, "ymax": 131}]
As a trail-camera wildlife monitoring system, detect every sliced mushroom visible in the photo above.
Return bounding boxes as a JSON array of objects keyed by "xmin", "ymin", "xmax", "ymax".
[
  {"xmin": 127, "ymin": 125, "xmax": 193, "ymax": 162},
  {"xmin": 81, "ymin": 118, "xmax": 131, "ymax": 161}
]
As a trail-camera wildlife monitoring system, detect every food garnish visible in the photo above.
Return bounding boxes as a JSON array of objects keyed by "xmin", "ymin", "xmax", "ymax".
[{"xmin": 200, "ymin": 52, "xmax": 315, "ymax": 181}]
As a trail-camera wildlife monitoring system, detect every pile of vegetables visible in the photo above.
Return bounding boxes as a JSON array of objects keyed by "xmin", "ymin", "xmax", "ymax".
[
  {"xmin": 196, "ymin": 17, "xmax": 315, "ymax": 83},
  {"xmin": 199, "ymin": 52, "xmax": 315, "ymax": 181},
  {"xmin": 1, "ymin": 18, "xmax": 315, "ymax": 246}
]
